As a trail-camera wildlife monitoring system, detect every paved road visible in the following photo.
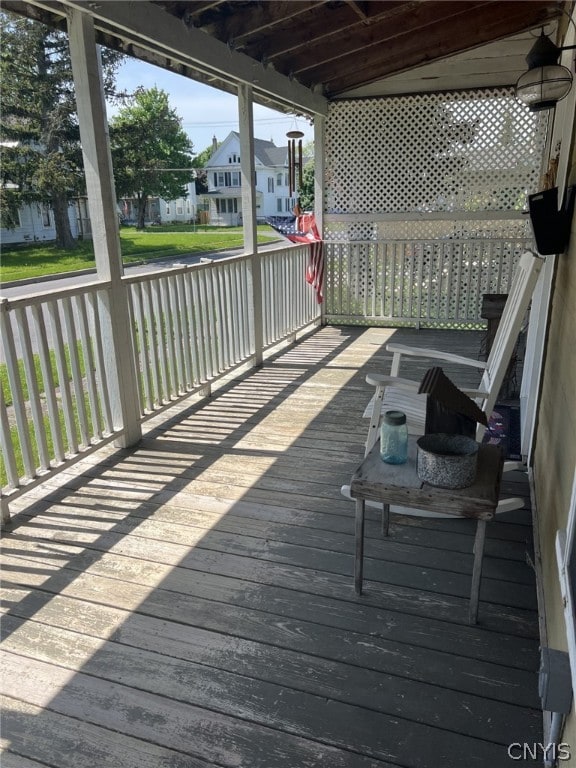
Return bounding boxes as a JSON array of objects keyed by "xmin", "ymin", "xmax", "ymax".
[
  {"xmin": 0, "ymin": 241, "xmax": 287, "ymax": 363},
  {"xmin": 1, "ymin": 240, "xmax": 285, "ymax": 300}
]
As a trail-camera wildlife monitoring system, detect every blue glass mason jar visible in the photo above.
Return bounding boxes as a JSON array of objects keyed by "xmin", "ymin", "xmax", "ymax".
[{"xmin": 380, "ymin": 410, "xmax": 408, "ymax": 464}]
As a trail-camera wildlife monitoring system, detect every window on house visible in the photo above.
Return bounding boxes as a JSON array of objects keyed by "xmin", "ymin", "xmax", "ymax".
[
  {"xmin": 41, "ymin": 204, "xmax": 51, "ymax": 227},
  {"xmin": 177, "ymin": 205, "xmax": 183, "ymax": 214},
  {"xmin": 277, "ymin": 173, "xmax": 283, "ymax": 186},
  {"xmin": 277, "ymin": 199, "xmax": 283, "ymax": 212},
  {"xmin": 268, "ymin": 177, "xmax": 274, "ymax": 193},
  {"xmin": 166, "ymin": 205, "xmax": 170, "ymax": 214},
  {"xmin": 216, "ymin": 199, "xmax": 238, "ymax": 214},
  {"xmin": 217, "ymin": 171, "xmax": 240, "ymax": 187}
]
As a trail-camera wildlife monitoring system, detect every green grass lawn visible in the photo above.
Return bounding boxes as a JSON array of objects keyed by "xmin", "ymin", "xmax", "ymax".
[{"xmin": 1, "ymin": 224, "xmax": 280, "ymax": 283}]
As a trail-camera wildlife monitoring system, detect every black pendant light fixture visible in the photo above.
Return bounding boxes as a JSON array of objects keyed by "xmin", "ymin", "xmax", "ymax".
[{"xmin": 515, "ymin": 30, "xmax": 576, "ymax": 112}]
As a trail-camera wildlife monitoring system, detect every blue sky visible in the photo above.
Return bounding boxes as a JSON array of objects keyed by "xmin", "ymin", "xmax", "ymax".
[{"xmin": 108, "ymin": 57, "xmax": 314, "ymax": 155}]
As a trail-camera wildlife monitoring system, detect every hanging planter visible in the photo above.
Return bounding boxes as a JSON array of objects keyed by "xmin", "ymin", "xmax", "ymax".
[{"xmin": 528, "ymin": 185, "xmax": 576, "ymax": 255}]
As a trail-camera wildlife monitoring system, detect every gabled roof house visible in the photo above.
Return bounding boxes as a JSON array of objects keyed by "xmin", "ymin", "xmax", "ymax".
[{"xmin": 202, "ymin": 131, "xmax": 299, "ymax": 225}]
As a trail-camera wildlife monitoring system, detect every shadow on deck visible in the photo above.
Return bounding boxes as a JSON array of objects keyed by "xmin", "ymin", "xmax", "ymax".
[{"xmin": 0, "ymin": 325, "xmax": 541, "ymax": 768}]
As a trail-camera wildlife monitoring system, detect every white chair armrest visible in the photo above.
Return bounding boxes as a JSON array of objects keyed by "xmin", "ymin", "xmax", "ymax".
[
  {"xmin": 365, "ymin": 373, "xmax": 420, "ymax": 389},
  {"xmin": 460, "ymin": 388, "xmax": 489, "ymax": 399},
  {"xmin": 386, "ymin": 342, "xmax": 487, "ymax": 370}
]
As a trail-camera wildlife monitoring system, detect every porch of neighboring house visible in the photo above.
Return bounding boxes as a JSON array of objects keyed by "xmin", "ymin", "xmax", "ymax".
[{"xmin": 1, "ymin": 325, "xmax": 541, "ymax": 768}]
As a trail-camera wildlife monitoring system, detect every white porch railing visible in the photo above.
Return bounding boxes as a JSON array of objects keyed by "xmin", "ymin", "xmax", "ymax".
[
  {"xmin": 1, "ymin": 237, "xmax": 532, "ymax": 513},
  {"xmin": 261, "ymin": 244, "xmax": 320, "ymax": 348},
  {"xmin": 0, "ymin": 281, "xmax": 121, "ymax": 499},
  {"xmin": 0, "ymin": 244, "xmax": 321, "ymax": 514},
  {"xmin": 127, "ymin": 257, "xmax": 254, "ymax": 412},
  {"xmin": 324, "ymin": 238, "xmax": 534, "ymax": 328}
]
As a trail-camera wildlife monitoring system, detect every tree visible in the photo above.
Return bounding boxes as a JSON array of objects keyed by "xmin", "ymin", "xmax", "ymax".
[
  {"xmin": 0, "ymin": 10, "xmax": 123, "ymax": 248},
  {"xmin": 298, "ymin": 161, "xmax": 315, "ymax": 212},
  {"xmin": 110, "ymin": 88, "xmax": 194, "ymax": 229},
  {"xmin": 298, "ymin": 140, "xmax": 315, "ymax": 211}
]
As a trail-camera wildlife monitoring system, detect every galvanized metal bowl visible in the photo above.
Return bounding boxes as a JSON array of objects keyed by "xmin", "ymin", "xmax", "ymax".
[{"xmin": 416, "ymin": 433, "xmax": 479, "ymax": 489}]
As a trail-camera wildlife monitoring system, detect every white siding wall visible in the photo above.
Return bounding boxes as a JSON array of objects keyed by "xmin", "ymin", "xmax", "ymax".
[
  {"xmin": 159, "ymin": 181, "xmax": 198, "ymax": 224},
  {"xmin": 1, "ymin": 202, "xmax": 79, "ymax": 245}
]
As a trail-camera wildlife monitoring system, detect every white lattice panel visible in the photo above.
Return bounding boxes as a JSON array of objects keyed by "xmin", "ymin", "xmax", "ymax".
[
  {"xmin": 325, "ymin": 88, "xmax": 548, "ymax": 224},
  {"xmin": 323, "ymin": 88, "xmax": 547, "ymax": 326}
]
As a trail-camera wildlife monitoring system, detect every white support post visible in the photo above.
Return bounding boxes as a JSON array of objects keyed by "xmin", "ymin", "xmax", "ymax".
[
  {"xmin": 314, "ymin": 115, "xmax": 326, "ymax": 324},
  {"xmin": 67, "ymin": 8, "xmax": 142, "ymax": 446},
  {"xmin": 238, "ymin": 84, "xmax": 263, "ymax": 365}
]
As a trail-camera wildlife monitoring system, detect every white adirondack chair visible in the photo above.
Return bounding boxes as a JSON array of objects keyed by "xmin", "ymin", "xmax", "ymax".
[{"xmin": 341, "ymin": 249, "xmax": 544, "ymax": 517}]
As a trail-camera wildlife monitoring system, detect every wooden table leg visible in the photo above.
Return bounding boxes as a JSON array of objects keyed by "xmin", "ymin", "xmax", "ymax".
[
  {"xmin": 355, "ymin": 498, "xmax": 365, "ymax": 595},
  {"xmin": 469, "ymin": 519, "xmax": 487, "ymax": 624},
  {"xmin": 381, "ymin": 503, "xmax": 390, "ymax": 537}
]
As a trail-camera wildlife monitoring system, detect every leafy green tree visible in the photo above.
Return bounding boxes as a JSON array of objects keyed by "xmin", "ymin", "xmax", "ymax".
[
  {"xmin": 298, "ymin": 161, "xmax": 315, "ymax": 212},
  {"xmin": 0, "ymin": 10, "xmax": 123, "ymax": 248},
  {"xmin": 110, "ymin": 87, "xmax": 194, "ymax": 229},
  {"xmin": 298, "ymin": 140, "xmax": 315, "ymax": 211}
]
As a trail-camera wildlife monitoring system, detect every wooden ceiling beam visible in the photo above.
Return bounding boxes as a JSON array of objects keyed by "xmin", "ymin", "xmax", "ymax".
[
  {"xmin": 166, "ymin": 1, "xmax": 235, "ymax": 30},
  {"xmin": 162, "ymin": 0, "xmax": 225, "ymax": 19},
  {"xmin": 288, "ymin": 1, "xmax": 492, "ymax": 75},
  {"xmin": 205, "ymin": 1, "xmax": 322, "ymax": 45},
  {"xmin": 308, "ymin": 1, "xmax": 562, "ymax": 93},
  {"xmin": 241, "ymin": 1, "xmax": 415, "ymax": 62},
  {"xmin": 1, "ymin": 0, "xmax": 67, "ymax": 29},
  {"xmin": 345, "ymin": 1, "xmax": 370, "ymax": 22}
]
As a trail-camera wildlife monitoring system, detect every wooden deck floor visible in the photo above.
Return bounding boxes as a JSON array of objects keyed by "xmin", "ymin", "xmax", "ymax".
[{"xmin": 1, "ymin": 326, "xmax": 541, "ymax": 768}]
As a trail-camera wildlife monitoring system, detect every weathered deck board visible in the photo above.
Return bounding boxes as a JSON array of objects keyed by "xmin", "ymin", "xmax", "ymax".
[
  {"xmin": 2, "ymin": 510, "xmax": 537, "ymax": 609},
  {"xmin": 0, "ymin": 589, "xmax": 537, "ymax": 707},
  {"xmin": 1, "ymin": 532, "xmax": 538, "ymax": 634},
  {"xmin": 1, "ymin": 696, "xmax": 214, "ymax": 768},
  {"xmin": 0, "ymin": 613, "xmax": 540, "ymax": 746},
  {"xmin": 10, "ymin": 498, "xmax": 535, "ymax": 581},
  {"xmin": 1, "ymin": 548, "xmax": 539, "ymax": 669},
  {"xmin": 1, "ymin": 326, "xmax": 541, "ymax": 768}
]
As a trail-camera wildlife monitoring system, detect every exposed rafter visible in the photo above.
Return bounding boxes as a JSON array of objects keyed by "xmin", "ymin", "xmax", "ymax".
[{"xmin": 2, "ymin": 0, "xmax": 565, "ymax": 99}]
